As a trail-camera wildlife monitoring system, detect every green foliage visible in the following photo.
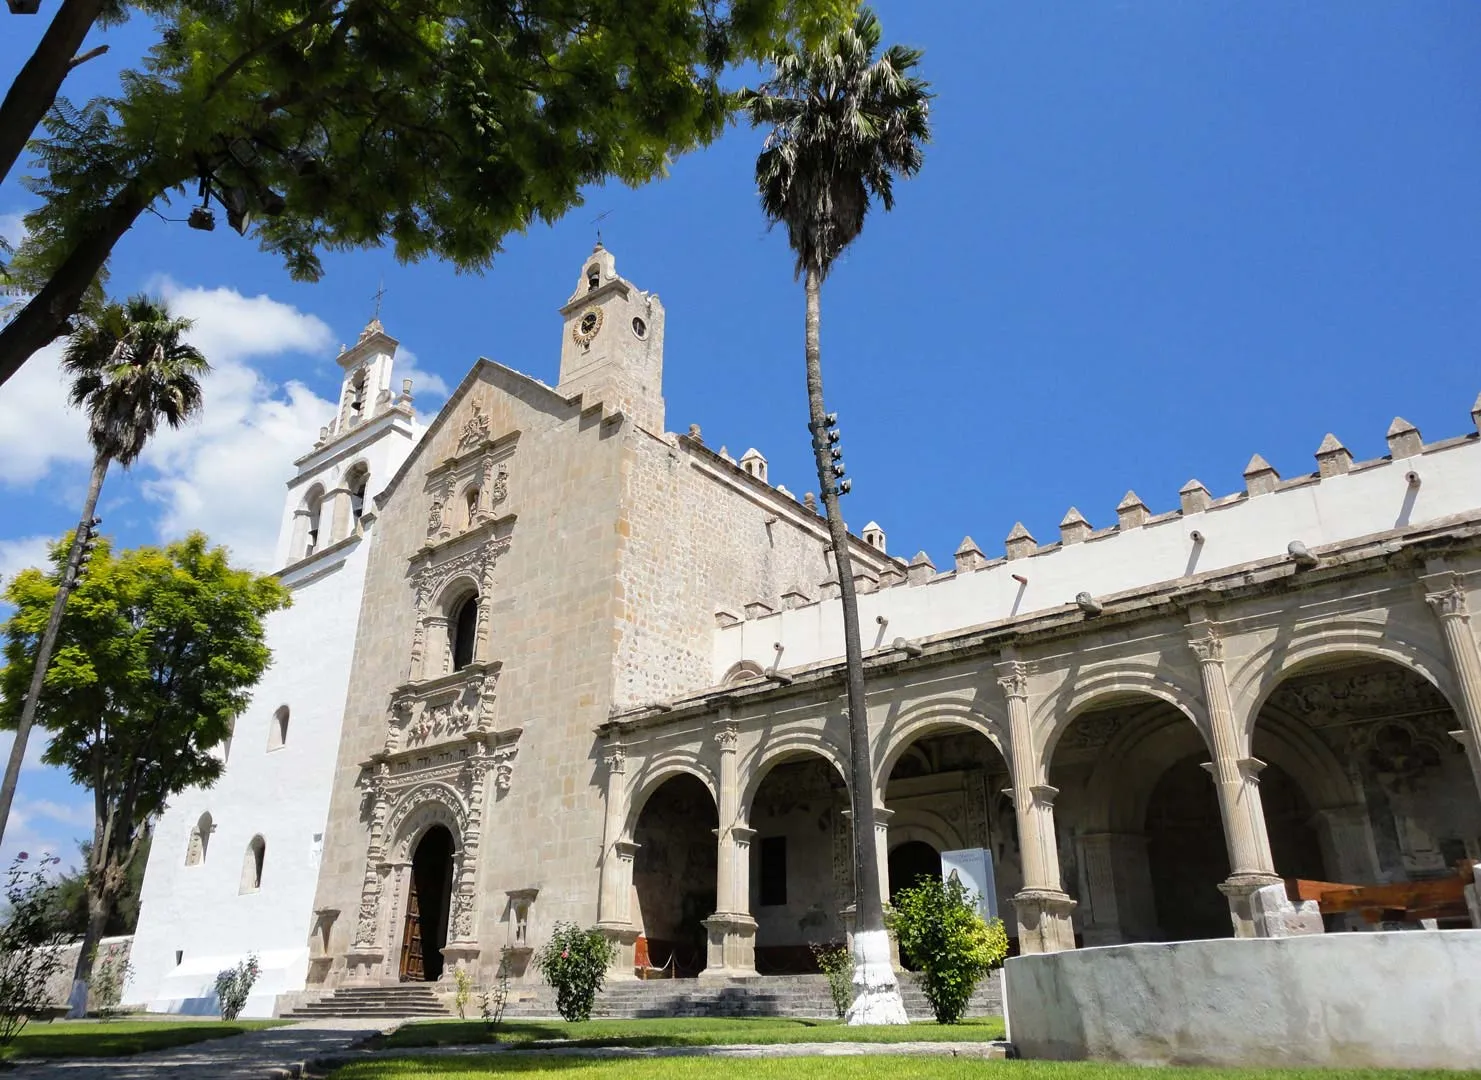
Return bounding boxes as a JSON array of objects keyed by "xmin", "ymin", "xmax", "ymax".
[
  {"xmin": 41, "ymin": 837, "xmax": 151, "ymax": 940},
  {"xmin": 808, "ymin": 941, "xmax": 852, "ymax": 1019},
  {"xmin": 213, "ymin": 954, "xmax": 260, "ymax": 1021},
  {"xmin": 61, "ymin": 294, "xmax": 209, "ymax": 467},
  {"xmin": 1, "ymin": 1019, "xmax": 287, "ymax": 1060},
  {"xmin": 0, "ymin": 854, "xmax": 70, "ymax": 1046},
  {"xmin": 886, "ymin": 875, "xmax": 1008, "ymax": 1025},
  {"xmin": 2, "ymin": 0, "xmax": 853, "ymax": 383},
  {"xmin": 453, "ymin": 965, "xmax": 472, "ymax": 1020},
  {"xmin": 533, "ymin": 923, "xmax": 616, "ymax": 1022},
  {"xmin": 87, "ymin": 941, "xmax": 133, "ymax": 1017},
  {"xmin": 742, "ymin": 5, "xmax": 932, "ymax": 280},
  {"xmin": 480, "ymin": 950, "xmax": 512, "ymax": 1037},
  {"xmin": 0, "ymin": 532, "xmax": 290, "ymax": 954}
]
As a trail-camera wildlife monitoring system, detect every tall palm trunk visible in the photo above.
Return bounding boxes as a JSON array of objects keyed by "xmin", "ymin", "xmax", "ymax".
[
  {"xmin": 802, "ymin": 268, "xmax": 907, "ymax": 1024},
  {"xmin": 0, "ymin": 452, "xmax": 109, "ymax": 850}
]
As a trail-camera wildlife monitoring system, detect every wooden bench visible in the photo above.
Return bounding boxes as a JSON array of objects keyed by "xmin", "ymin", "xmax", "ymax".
[{"xmin": 1286, "ymin": 859, "xmax": 1477, "ymax": 925}]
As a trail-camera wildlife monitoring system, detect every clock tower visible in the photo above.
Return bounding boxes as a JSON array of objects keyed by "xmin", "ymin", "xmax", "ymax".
[{"xmin": 555, "ymin": 243, "xmax": 665, "ymax": 432}]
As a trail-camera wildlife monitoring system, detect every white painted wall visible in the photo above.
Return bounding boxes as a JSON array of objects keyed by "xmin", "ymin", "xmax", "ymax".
[
  {"xmin": 126, "ymin": 362, "xmax": 418, "ymax": 1019},
  {"xmin": 715, "ymin": 431, "xmax": 1481, "ymax": 681},
  {"xmin": 1003, "ymin": 931, "xmax": 1481, "ymax": 1068}
]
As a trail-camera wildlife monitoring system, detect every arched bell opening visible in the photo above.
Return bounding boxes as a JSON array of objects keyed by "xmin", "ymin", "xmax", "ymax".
[
  {"xmin": 400, "ymin": 825, "xmax": 456, "ymax": 982},
  {"xmin": 631, "ymin": 773, "xmax": 717, "ymax": 977}
]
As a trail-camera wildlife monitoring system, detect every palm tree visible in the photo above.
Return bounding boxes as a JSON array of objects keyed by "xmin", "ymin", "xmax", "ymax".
[
  {"xmin": 743, "ymin": 8, "xmax": 930, "ymax": 1025},
  {"xmin": 0, "ymin": 295, "xmax": 207, "ymax": 1007}
]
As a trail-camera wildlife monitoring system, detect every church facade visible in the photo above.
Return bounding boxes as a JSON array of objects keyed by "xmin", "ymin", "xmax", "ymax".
[{"xmin": 127, "ymin": 248, "xmax": 1481, "ymax": 1016}]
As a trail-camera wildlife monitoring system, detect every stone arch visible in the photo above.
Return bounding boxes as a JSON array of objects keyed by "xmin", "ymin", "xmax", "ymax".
[
  {"xmin": 722, "ymin": 661, "xmax": 765, "ymax": 686},
  {"xmin": 1039, "ymin": 664, "xmax": 1211, "ymax": 772},
  {"xmin": 345, "ymin": 460, "xmax": 371, "ymax": 535},
  {"xmin": 738, "ymin": 736, "xmax": 850, "ymax": 826},
  {"xmin": 1076, "ymin": 704, "xmax": 1212, "ymax": 834},
  {"xmin": 874, "ymin": 698, "xmax": 1007, "ymax": 802},
  {"xmin": 887, "ymin": 809, "xmax": 963, "ymax": 856},
  {"xmin": 388, "ymin": 784, "xmax": 468, "ymax": 862},
  {"xmin": 624, "ymin": 757, "xmax": 717, "ymax": 840},
  {"xmin": 1229, "ymin": 618, "xmax": 1460, "ymax": 741}
]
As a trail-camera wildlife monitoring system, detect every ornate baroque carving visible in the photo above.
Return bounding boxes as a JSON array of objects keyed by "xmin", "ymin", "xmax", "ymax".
[
  {"xmin": 997, "ymin": 662, "xmax": 1028, "ymax": 700},
  {"xmin": 1426, "ymin": 580, "xmax": 1469, "ymax": 620},
  {"xmin": 1188, "ymin": 630, "xmax": 1224, "ymax": 663},
  {"xmin": 458, "ymin": 401, "xmax": 492, "ymax": 451}
]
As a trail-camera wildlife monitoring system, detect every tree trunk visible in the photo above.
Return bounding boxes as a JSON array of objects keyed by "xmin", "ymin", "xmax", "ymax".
[
  {"xmin": 66, "ymin": 876, "xmax": 113, "ymax": 1017},
  {"xmin": 0, "ymin": 453, "xmax": 109, "ymax": 851},
  {"xmin": 0, "ymin": 0, "xmax": 107, "ymax": 187},
  {"xmin": 0, "ymin": 178, "xmax": 155, "ymax": 388},
  {"xmin": 801, "ymin": 267, "xmax": 907, "ymax": 1025}
]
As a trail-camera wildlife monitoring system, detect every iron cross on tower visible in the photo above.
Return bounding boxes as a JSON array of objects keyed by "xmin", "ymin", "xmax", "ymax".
[
  {"xmin": 591, "ymin": 209, "xmax": 613, "ymax": 246},
  {"xmin": 371, "ymin": 279, "xmax": 387, "ymax": 322}
]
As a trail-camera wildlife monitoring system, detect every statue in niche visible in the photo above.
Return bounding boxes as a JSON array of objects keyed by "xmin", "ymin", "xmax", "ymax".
[{"xmin": 427, "ymin": 500, "xmax": 443, "ymax": 538}]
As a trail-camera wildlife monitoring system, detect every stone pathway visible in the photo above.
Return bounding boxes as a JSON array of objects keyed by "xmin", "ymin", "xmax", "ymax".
[{"xmin": 8, "ymin": 1019, "xmax": 387, "ymax": 1080}]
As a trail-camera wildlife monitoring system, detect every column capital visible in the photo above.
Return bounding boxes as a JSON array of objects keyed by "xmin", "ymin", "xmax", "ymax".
[
  {"xmin": 714, "ymin": 721, "xmax": 739, "ymax": 751},
  {"xmin": 1029, "ymin": 783, "xmax": 1060, "ymax": 808},
  {"xmin": 1426, "ymin": 576, "xmax": 1469, "ymax": 620},
  {"xmin": 1187, "ymin": 626, "xmax": 1224, "ymax": 663},
  {"xmin": 604, "ymin": 742, "xmax": 626, "ymax": 774},
  {"xmin": 996, "ymin": 660, "xmax": 1029, "ymax": 700}
]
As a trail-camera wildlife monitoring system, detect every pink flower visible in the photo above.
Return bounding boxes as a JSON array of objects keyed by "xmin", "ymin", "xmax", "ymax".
[{"xmin": 561, "ymin": 950, "xmax": 569, "ymax": 958}]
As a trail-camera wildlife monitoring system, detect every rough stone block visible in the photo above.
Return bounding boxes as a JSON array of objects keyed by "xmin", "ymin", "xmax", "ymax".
[{"xmin": 1250, "ymin": 883, "xmax": 1323, "ymax": 938}]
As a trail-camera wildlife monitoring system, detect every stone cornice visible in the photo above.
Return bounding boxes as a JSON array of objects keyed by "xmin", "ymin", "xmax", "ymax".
[{"xmin": 600, "ymin": 514, "xmax": 1481, "ymax": 735}]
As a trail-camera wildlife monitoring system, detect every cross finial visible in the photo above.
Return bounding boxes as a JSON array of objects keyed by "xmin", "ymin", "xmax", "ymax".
[
  {"xmin": 371, "ymin": 278, "xmax": 387, "ymax": 321},
  {"xmin": 591, "ymin": 209, "xmax": 612, "ymax": 248}
]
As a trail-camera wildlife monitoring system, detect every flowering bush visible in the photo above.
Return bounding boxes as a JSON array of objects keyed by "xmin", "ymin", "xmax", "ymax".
[
  {"xmin": 532, "ymin": 923, "xmax": 616, "ymax": 1022},
  {"xmin": 886, "ymin": 875, "xmax": 1009, "ymax": 1024},
  {"xmin": 0, "ymin": 853, "xmax": 67, "ymax": 1044},
  {"xmin": 88, "ymin": 943, "xmax": 133, "ymax": 1017},
  {"xmin": 808, "ymin": 942, "xmax": 852, "ymax": 1019},
  {"xmin": 213, "ymin": 954, "xmax": 260, "ymax": 1021}
]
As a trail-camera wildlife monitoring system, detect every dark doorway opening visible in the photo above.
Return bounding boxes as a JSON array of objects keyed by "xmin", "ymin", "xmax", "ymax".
[
  {"xmin": 400, "ymin": 825, "xmax": 455, "ymax": 982},
  {"xmin": 1146, "ymin": 754, "xmax": 1230, "ymax": 941},
  {"xmin": 888, "ymin": 840, "xmax": 942, "ymax": 901}
]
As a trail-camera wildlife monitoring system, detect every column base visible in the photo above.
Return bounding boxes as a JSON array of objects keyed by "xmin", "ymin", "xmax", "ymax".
[
  {"xmin": 596, "ymin": 921, "xmax": 640, "ymax": 980},
  {"xmin": 700, "ymin": 913, "xmax": 757, "ymax": 979},
  {"xmin": 342, "ymin": 949, "xmax": 386, "ymax": 985},
  {"xmin": 440, "ymin": 944, "xmax": 481, "ymax": 978},
  {"xmin": 1219, "ymin": 873, "xmax": 1283, "ymax": 938},
  {"xmin": 1013, "ymin": 888, "xmax": 1077, "ymax": 954}
]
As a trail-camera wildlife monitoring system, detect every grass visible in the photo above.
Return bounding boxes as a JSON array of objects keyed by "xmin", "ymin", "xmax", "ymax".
[
  {"xmin": 0, "ymin": 1018, "xmax": 290, "ymax": 1059},
  {"xmin": 373, "ymin": 1016, "xmax": 1006, "ymax": 1051},
  {"xmin": 327, "ymin": 1057, "xmax": 1481, "ymax": 1080}
]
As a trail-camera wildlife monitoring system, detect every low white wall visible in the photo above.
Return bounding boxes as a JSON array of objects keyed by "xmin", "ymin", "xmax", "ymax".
[{"xmin": 1004, "ymin": 931, "xmax": 1481, "ymax": 1069}]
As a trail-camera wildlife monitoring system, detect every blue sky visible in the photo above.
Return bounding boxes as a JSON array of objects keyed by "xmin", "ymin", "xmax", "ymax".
[{"xmin": 2, "ymin": 1, "xmax": 1479, "ymax": 867}]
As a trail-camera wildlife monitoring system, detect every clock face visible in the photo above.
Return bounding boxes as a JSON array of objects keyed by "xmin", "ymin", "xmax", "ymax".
[{"xmin": 573, "ymin": 306, "xmax": 604, "ymax": 346}]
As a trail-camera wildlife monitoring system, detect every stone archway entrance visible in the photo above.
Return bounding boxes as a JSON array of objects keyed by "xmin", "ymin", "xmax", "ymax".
[
  {"xmin": 632, "ymin": 774, "xmax": 717, "ymax": 977},
  {"xmin": 888, "ymin": 840, "xmax": 942, "ymax": 901},
  {"xmin": 1144, "ymin": 753, "xmax": 1230, "ymax": 941},
  {"xmin": 400, "ymin": 825, "xmax": 455, "ymax": 982}
]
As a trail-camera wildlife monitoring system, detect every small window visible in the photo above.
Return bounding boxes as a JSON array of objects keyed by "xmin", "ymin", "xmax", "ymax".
[
  {"xmin": 631, "ymin": 316, "xmax": 647, "ymax": 339},
  {"xmin": 186, "ymin": 812, "xmax": 212, "ymax": 866},
  {"xmin": 241, "ymin": 836, "xmax": 266, "ymax": 893},
  {"xmin": 269, "ymin": 705, "xmax": 290, "ymax": 751},
  {"xmin": 759, "ymin": 836, "xmax": 787, "ymax": 906},
  {"xmin": 451, "ymin": 594, "xmax": 479, "ymax": 671},
  {"xmin": 175, "ymin": 950, "xmax": 183, "ymax": 966}
]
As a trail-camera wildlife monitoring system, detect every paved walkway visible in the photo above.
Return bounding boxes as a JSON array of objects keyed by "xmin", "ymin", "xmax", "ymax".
[{"xmin": 8, "ymin": 1019, "xmax": 387, "ymax": 1080}]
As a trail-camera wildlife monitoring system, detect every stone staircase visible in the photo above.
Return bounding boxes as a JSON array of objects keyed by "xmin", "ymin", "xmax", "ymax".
[
  {"xmin": 280, "ymin": 984, "xmax": 452, "ymax": 1020},
  {"xmin": 280, "ymin": 972, "xmax": 1001, "ymax": 1022},
  {"xmin": 501, "ymin": 972, "xmax": 1002, "ymax": 1021}
]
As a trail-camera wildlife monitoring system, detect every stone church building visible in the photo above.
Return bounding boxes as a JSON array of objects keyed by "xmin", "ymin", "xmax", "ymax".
[{"xmin": 127, "ymin": 248, "xmax": 1481, "ymax": 1015}]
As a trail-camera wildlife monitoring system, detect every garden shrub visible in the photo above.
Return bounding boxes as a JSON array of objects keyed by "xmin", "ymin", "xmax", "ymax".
[
  {"xmin": 213, "ymin": 954, "xmax": 260, "ymax": 1021},
  {"xmin": 808, "ymin": 941, "xmax": 853, "ymax": 1019},
  {"xmin": 89, "ymin": 942, "xmax": 133, "ymax": 1017},
  {"xmin": 886, "ymin": 875, "xmax": 1009, "ymax": 1024},
  {"xmin": 533, "ymin": 923, "xmax": 616, "ymax": 1022},
  {"xmin": 453, "ymin": 965, "xmax": 472, "ymax": 1019},
  {"xmin": 0, "ymin": 853, "xmax": 68, "ymax": 1044},
  {"xmin": 481, "ymin": 949, "xmax": 512, "ymax": 1037}
]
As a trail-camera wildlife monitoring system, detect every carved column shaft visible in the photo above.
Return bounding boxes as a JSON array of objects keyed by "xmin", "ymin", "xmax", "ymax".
[
  {"xmin": 1427, "ymin": 579, "xmax": 1481, "ymax": 801},
  {"xmin": 1189, "ymin": 629, "xmax": 1277, "ymax": 880},
  {"xmin": 714, "ymin": 724, "xmax": 740, "ymax": 913},
  {"xmin": 597, "ymin": 744, "xmax": 629, "ymax": 926},
  {"xmin": 424, "ymin": 616, "xmax": 450, "ymax": 678}
]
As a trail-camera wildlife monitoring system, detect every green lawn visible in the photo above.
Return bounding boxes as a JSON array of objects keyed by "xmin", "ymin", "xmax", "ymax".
[
  {"xmin": 328, "ymin": 1057, "xmax": 1481, "ymax": 1080},
  {"xmin": 374, "ymin": 1016, "xmax": 1005, "ymax": 1051},
  {"xmin": 1, "ymin": 1018, "xmax": 290, "ymax": 1059}
]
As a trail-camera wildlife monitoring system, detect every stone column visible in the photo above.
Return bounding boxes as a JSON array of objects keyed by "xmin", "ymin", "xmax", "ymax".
[
  {"xmin": 289, "ymin": 507, "xmax": 312, "ymax": 561},
  {"xmin": 423, "ymin": 615, "xmax": 450, "ymax": 678},
  {"xmin": 998, "ymin": 661, "xmax": 1076, "ymax": 953},
  {"xmin": 1188, "ymin": 624, "xmax": 1280, "ymax": 937},
  {"xmin": 704, "ymin": 720, "xmax": 757, "ymax": 978},
  {"xmin": 442, "ymin": 755, "xmax": 487, "ymax": 976},
  {"xmin": 325, "ymin": 484, "xmax": 353, "ymax": 543},
  {"xmin": 344, "ymin": 760, "xmax": 391, "ymax": 984},
  {"xmin": 1425, "ymin": 574, "xmax": 1481, "ymax": 802},
  {"xmin": 596, "ymin": 741, "xmax": 639, "ymax": 977}
]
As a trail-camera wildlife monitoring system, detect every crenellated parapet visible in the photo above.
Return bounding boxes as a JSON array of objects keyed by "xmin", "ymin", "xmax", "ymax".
[{"xmin": 715, "ymin": 399, "xmax": 1481, "ymax": 680}]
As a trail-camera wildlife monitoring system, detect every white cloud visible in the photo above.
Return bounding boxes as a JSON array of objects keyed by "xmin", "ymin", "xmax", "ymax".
[
  {"xmin": 394, "ymin": 346, "xmax": 450, "ymax": 402},
  {"xmin": 0, "ymin": 343, "xmax": 92, "ymax": 486},
  {"xmin": 0, "ymin": 212, "xmax": 24, "ymax": 247},
  {"xmin": 0, "ymin": 535, "xmax": 54, "ymax": 592},
  {"xmin": 0, "ymin": 729, "xmax": 55, "ymax": 776},
  {"xmin": 0, "ymin": 790, "xmax": 92, "ymax": 871},
  {"xmin": 152, "ymin": 277, "xmax": 333, "ymax": 365}
]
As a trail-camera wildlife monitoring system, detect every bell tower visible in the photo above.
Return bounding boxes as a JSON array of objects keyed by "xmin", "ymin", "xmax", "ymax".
[{"xmin": 556, "ymin": 243, "xmax": 665, "ymax": 432}]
